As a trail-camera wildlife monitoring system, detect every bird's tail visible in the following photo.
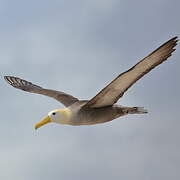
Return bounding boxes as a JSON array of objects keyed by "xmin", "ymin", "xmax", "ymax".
[
  {"xmin": 135, "ymin": 107, "xmax": 148, "ymax": 114},
  {"xmin": 122, "ymin": 107, "xmax": 148, "ymax": 114}
]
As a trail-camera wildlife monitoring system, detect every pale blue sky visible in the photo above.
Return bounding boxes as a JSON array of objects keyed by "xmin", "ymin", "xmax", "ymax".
[{"xmin": 1, "ymin": 0, "xmax": 180, "ymax": 180}]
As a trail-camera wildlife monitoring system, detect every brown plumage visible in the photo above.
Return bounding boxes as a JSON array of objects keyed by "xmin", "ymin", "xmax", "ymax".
[
  {"xmin": 4, "ymin": 37, "xmax": 178, "ymax": 127},
  {"xmin": 4, "ymin": 76, "xmax": 79, "ymax": 107},
  {"xmin": 83, "ymin": 36, "xmax": 178, "ymax": 108}
]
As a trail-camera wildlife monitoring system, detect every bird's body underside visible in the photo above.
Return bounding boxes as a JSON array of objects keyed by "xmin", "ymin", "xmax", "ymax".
[
  {"xmin": 68, "ymin": 102, "xmax": 148, "ymax": 125},
  {"xmin": 4, "ymin": 37, "xmax": 178, "ymax": 129}
]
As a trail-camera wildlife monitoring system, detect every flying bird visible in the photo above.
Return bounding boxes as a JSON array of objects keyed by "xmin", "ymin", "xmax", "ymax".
[{"xmin": 4, "ymin": 37, "xmax": 178, "ymax": 129}]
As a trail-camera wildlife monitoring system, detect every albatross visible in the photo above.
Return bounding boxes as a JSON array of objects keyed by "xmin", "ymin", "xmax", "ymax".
[{"xmin": 4, "ymin": 37, "xmax": 178, "ymax": 129}]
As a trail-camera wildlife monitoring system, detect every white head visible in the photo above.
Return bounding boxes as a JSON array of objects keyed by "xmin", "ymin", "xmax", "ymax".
[{"xmin": 35, "ymin": 108, "xmax": 71, "ymax": 129}]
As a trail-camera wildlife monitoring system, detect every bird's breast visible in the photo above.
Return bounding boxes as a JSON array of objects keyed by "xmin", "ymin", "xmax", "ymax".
[{"xmin": 68, "ymin": 105, "xmax": 124, "ymax": 125}]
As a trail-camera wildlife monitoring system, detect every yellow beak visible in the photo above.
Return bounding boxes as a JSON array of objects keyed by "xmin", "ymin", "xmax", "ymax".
[{"xmin": 35, "ymin": 116, "xmax": 52, "ymax": 130}]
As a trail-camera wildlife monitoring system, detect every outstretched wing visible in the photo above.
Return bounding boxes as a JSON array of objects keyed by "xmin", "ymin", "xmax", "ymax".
[
  {"xmin": 83, "ymin": 37, "xmax": 178, "ymax": 108},
  {"xmin": 4, "ymin": 76, "xmax": 79, "ymax": 107}
]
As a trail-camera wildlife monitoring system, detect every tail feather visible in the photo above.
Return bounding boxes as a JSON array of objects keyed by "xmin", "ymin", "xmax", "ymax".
[
  {"xmin": 136, "ymin": 107, "xmax": 148, "ymax": 114},
  {"xmin": 122, "ymin": 107, "xmax": 148, "ymax": 114}
]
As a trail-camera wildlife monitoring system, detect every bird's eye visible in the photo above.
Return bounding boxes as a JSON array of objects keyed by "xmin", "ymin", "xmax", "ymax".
[{"xmin": 52, "ymin": 112, "xmax": 56, "ymax": 115}]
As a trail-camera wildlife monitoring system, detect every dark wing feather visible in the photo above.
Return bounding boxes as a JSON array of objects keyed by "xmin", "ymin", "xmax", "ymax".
[
  {"xmin": 83, "ymin": 37, "xmax": 178, "ymax": 108},
  {"xmin": 4, "ymin": 76, "xmax": 79, "ymax": 107}
]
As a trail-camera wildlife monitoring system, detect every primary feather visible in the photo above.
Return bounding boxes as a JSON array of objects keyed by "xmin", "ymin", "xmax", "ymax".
[
  {"xmin": 4, "ymin": 76, "xmax": 79, "ymax": 107},
  {"xmin": 83, "ymin": 37, "xmax": 178, "ymax": 108}
]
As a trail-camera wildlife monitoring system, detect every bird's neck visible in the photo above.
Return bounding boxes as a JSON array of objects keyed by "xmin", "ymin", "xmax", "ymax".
[{"xmin": 59, "ymin": 108, "xmax": 72, "ymax": 124}]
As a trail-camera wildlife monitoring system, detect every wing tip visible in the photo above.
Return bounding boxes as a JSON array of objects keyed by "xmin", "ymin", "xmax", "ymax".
[
  {"xmin": 165, "ymin": 36, "xmax": 178, "ymax": 46},
  {"xmin": 168, "ymin": 36, "xmax": 178, "ymax": 45},
  {"xmin": 168, "ymin": 36, "xmax": 178, "ymax": 54},
  {"xmin": 171, "ymin": 36, "xmax": 178, "ymax": 41},
  {"xmin": 170, "ymin": 36, "xmax": 178, "ymax": 47},
  {"xmin": 4, "ymin": 75, "xmax": 9, "ymax": 80},
  {"xmin": 149, "ymin": 36, "xmax": 178, "ymax": 59},
  {"xmin": 4, "ymin": 75, "xmax": 13, "ymax": 84},
  {"xmin": 4, "ymin": 76, "xmax": 20, "ymax": 89}
]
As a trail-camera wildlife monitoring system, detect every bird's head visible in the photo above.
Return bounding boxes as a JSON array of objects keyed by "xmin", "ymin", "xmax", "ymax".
[{"xmin": 35, "ymin": 108, "xmax": 71, "ymax": 129}]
